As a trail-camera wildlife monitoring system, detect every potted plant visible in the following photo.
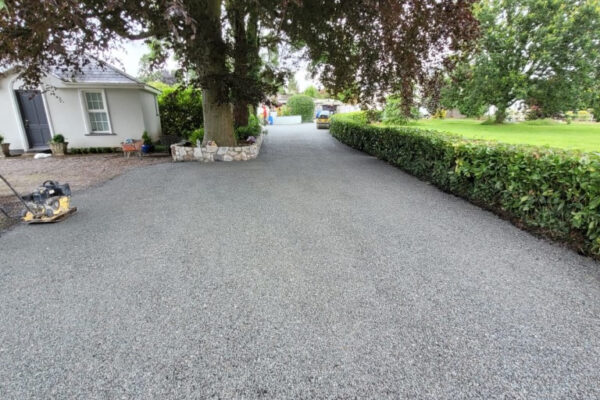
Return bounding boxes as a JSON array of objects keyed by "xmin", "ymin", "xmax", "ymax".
[
  {"xmin": 0, "ymin": 134, "xmax": 10, "ymax": 157},
  {"xmin": 49, "ymin": 134, "xmax": 68, "ymax": 156},
  {"xmin": 141, "ymin": 131, "xmax": 153, "ymax": 154}
]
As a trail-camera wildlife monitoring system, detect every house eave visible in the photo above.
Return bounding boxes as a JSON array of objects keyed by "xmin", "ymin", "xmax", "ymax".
[{"xmin": 59, "ymin": 81, "xmax": 161, "ymax": 94}]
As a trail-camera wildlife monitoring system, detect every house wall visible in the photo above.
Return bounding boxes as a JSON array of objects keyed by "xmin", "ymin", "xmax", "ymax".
[
  {"xmin": 139, "ymin": 91, "xmax": 162, "ymax": 141},
  {"xmin": 0, "ymin": 73, "xmax": 162, "ymax": 150},
  {"xmin": 44, "ymin": 88, "xmax": 86, "ymax": 147},
  {"xmin": 0, "ymin": 72, "xmax": 30, "ymax": 150},
  {"xmin": 45, "ymin": 87, "xmax": 150, "ymax": 148}
]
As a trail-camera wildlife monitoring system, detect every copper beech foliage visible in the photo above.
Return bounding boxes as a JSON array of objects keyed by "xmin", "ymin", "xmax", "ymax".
[
  {"xmin": 284, "ymin": 0, "xmax": 479, "ymax": 108},
  {"xmin": 0, "ymin": 0, "xmax": 478, "ymax": 112}
]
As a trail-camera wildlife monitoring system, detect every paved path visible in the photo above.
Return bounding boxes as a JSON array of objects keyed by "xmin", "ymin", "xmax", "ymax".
[{"xmin": 1, "ymin": 124, "xmax": 599, "ymax": 399}]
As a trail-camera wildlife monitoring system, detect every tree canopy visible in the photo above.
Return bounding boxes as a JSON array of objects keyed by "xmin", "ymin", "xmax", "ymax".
[
  {"xmin": 0, "ymin": 0, "xmax": 478, "ymax": 143},
  {"xmin": 443, "ymin": 0, "xmax": 600, "ymax": 122}
]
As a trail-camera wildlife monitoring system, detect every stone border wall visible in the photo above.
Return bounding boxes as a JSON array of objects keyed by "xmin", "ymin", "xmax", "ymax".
[{"xmin": 170, "ymin": 133, "xmax": 265, "ymax": 162}]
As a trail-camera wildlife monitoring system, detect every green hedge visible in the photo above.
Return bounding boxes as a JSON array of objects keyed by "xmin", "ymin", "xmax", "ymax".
[
  {"xmin": 287, "ymin": 95, "xmax": 315, "ymax": 122},
  {"xmin": 69, "ymin": 147, "xmax": 120, "ymax": 154},
  {"xmin": 157, "ymin": 86, "xmax": 203, "ymax": 138},
  {"xmin": 330, "ymin": 112, "xmax": 600, "ymax": 258}
]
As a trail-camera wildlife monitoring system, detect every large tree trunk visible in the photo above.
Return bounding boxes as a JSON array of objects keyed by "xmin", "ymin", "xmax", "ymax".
[
  {"xmin": 203, "ymin": 86, "xmax": 236, "ymax": 146},
  {"xmin": 231, "ymin": 5, "xmax": 250, "ymax": 127},
  {"xmin": 495, "ymin": 105, "xmax": 507, "ymax": 124},
  {"xmin": 201, "ymin": 0, "xmax": 236, "ymax": 146},
  {"xmin": 229, "ymin": 5, "xmax": 260, "ymax": 128},
  {"xmin": 233, "ymin": 99, "xmax": 250, "ymax": 127}
]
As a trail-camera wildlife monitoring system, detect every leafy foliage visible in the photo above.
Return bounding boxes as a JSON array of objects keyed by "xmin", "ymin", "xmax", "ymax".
[
  {"xmin": 50, "ymin": 134, "xmax": 65, "ymax": 144},
  {"xmin": 189, "ymin": 128, "xmax": 205, "ymax": 145},
  {"xmin": 235, "ymin": 111, "xmax": 262, "ymax": 141},
  {"xmin": 69, "ymin": 147, "xmax": 120, "ymax": 154},
  {"xmin": 0, "ymin": 0, "xmax": 478, "ymax": 143},
  {"xmin": 331, "ymin": 112, "xmax": 600, "ymax": 258},
  {"xmin": 283, "ymin": 0, "xmax": 478, "ymax": 111},
  {"xmin": 432, "ymin": 109, "xmax": 447, "ymax": 119},
  {"xmin": 0, "ymin": 134, "xmax": 4, "ymax": 144},
  {"xmin": 287, "ymin": 95, "xmax": 315, "ymax": 122},
  {"xmin": 142, "ymin": 131, "xmax": 152, "ymax": 146},
  {"xmin": 382, "ymin": 95, "xmax": 419, "ymax": 125},
  {"xmin": 280, "ymin": 105, "xmax": 292, "ymax": 116},
  {"xmin": 303, "ymin": 85, "xmax": 320, "ymax": 98},
  {"xmin": 157, "ymin": 86, "xmax": 203, "ymax": 138},
  {"xmin": 445, "ymin": 0, "xmax": 600, "ymax": 122}
]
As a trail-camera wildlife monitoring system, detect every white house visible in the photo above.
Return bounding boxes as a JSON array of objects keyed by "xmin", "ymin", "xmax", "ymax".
[{"xmin": 0, "ymin": 59, "xmax": 161, "ymax": 152}]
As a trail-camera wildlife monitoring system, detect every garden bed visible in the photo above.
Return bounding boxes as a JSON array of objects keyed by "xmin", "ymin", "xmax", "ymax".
[{"xmin": 170, "ymin": 133, "xmax": 265, "ymax": 162}]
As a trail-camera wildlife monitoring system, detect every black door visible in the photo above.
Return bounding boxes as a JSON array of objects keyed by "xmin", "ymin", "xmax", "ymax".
[{"xmin": 15, "ymin": 90, "xmax": 52, "ymax": 148}]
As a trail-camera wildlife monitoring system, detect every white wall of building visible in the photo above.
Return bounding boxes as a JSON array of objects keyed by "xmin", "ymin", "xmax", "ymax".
[
  {"xmin": 0, "ymin": 71, "xmax": 25, "ymax": 149},
  {"xmin": 0, "ymin": 73, "xmax": 162, "ymax": 151},
  {"xmin": 139, "ymin": 90, "xmax": 162, "ymax": 141}
]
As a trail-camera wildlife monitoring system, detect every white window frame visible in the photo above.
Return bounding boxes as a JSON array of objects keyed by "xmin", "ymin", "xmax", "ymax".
[{"xmin": 80, "ymin": 89, "xmax": 113, "ymax": 134}]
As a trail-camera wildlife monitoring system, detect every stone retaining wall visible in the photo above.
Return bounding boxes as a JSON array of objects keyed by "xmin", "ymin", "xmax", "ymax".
[{"xmin": 170, "ymin": 133, "xmax": 265, "ymax": 162}]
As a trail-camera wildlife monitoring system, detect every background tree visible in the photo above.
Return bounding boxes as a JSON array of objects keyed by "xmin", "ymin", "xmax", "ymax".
[
  {"xmin": 138, "ymin": 42, "xmax": 178, "ymax": 85},
  {"xmin": 445, "ymin": 0, "xmax": 600, "ymax": 123},
  {"xmin": 285, "ymin": 75, "xmax": 299, "ymax": 95},
  {"xmin": 303, "ymin": 85, "xmax": 320, "ymax": 98}
]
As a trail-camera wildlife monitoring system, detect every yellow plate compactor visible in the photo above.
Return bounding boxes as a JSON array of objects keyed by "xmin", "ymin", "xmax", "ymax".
[{"xmin": 1, "ymin": 175, "xmax": 77, "ymax": 224}]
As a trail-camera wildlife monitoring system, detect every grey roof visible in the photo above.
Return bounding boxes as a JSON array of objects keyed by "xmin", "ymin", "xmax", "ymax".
[{"xmin": 53, "ymin": 58, "xmax": 142, "ymax": 85}]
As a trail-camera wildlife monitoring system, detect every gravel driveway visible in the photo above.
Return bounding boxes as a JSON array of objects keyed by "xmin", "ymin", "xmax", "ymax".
[
  {"xmin": 1, "ymin": 124, "xmax": 599, "ymax": 399},
  {"xmin": 0, "ymin": 153, "xmax": 170, "ymax": 229}
]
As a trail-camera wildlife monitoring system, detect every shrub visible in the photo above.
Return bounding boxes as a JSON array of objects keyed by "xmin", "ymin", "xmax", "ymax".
[
  {"xmin": 280, "ymin": 105, "xmax": 292, "ymax": 116},
  {"xmin": 69, "ymin": 147, "xmax": 119, "ymax": 154},
  {"xmin": 432, "ymin": 109, "xmax": 447, "ymax": 119},
  {"xmin": 593, "ymin": 101, "xmax": 600, "ymax": 122},
  {"xmin": 235, "ymin": 112, "xmax": 261, "ymax": 141},
  {"xmin": 0, "ymin": 134, "xmax": 4, "ymax": 144},
  {"xmin": 330, "ymin": 112, "xmax": 600, "ymax": 258},
  {"xmin": 576, "ymin": 110, "xmax": 592, "ymax": 121},
  {"xmin": 142, "ymin": 131, "xmax": 152, "ymax": 146},
  {"xmin": 157, "ymin": 85, "xmax": 203, "ymax": 138},
  {"xmin": 287, "ymin": 95, "xmax": 315, "ymax": 122},
  {"xmin": 525, "ymin": 105, "xmax": 545, "ymax": 121},
  {"xmin": 50, "ymin": 134, "xmax": 65, "ymax": 143},
  {"xmin": 189, "ymin": 128, "xmax": 204, "ymax": 145},
  {"xmin": 365, "ymin": 109, "xmax": 383, "ymax": 123},
  {"xmin": 303, "ymin": 85, "xmax": 319, "ymax": 98},
  {"xmin": 382, "ymin": 95, "xmax": 420, "ymax": 125}
]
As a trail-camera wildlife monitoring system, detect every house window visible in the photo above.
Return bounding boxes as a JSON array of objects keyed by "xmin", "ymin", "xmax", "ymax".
[{"xmin": 84, "ymin": 91, "xmax": 111, "ymax": 133}]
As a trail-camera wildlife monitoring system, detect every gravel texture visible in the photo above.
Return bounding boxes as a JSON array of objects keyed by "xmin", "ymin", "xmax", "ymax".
[
  {"xmin": 0, "ymin": 124, "xmax": 599, "ymax": 399},
  {"xmin": 0, "ymin": 153, "xmax": 170, "ymax": 197},
  {"xmin": 0, "ymin": 153, "xmax": 170, "ymax": 230}
]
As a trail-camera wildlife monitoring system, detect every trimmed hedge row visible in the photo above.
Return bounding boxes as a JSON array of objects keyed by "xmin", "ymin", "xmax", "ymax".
[
  {"xmin": 69, "ymin": 147, "xmax": 120, "ymax": 154},
  {"xmin": 330, "ymin": 112, "xmax": 600, "ymax": 258}
]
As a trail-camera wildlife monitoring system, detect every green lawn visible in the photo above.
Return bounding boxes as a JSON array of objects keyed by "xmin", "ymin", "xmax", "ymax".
[{"xmin": 408, "ymin": 119, "xmax": 600, "ymax": 152}]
